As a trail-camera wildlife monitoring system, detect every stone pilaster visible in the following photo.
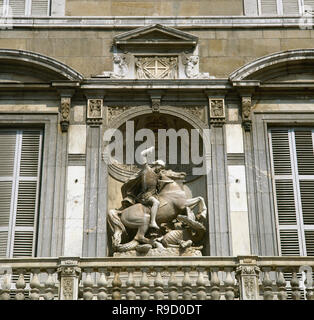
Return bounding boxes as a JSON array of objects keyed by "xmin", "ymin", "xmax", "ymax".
[
  {"xmin": 57, "ymin": 258, "xmax": 81, "ymax": 300},
  {"xmin": 236, "ymin": 256, "xmax": 260, "ymax": 300}
]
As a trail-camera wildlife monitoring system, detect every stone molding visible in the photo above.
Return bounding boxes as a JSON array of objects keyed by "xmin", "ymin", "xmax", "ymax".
[
  {"xmin": 7, "ymin": 16, "xmax": 309, "ymax": 29},
  {"xmin": 0, "ymin": 49, "xmax": 83, "ymax": 81},
  {"xmin": 230, "ymin": 49, "xmax": 314, "ymax": 81}
]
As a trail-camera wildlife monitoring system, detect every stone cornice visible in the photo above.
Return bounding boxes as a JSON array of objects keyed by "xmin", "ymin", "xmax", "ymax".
[
  {"xmin": 7, "ymin": 15, "xmax": 309, "ymax": 29},
  {"xmin": 1, "ymin": 79, "xmax": 314, "ymax": 93}
]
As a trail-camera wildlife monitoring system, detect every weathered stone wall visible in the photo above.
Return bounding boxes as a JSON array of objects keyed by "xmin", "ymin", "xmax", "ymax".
[
  {"xmin": 0, "ymin": 27, "xmax": 312, "ymax": 78},
  {"xmin": 65, "ymin": 0, "xmax": 243, "ymax": 16}
]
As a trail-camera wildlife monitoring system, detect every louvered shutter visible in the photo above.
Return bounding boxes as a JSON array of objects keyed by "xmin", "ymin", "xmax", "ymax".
[
  {"xmin": 260, "ymin": 0, "xmax": 278, "ymax": 15},
  {"xmin": 269, "ymin": 129, "xmax": 301, "ymax": 255},
  {"xmin": 31, "ymin": 0, "xmax": 49, "ymax": 15},
  {"xmin": 0, "ymin": 131, "xmax": 16, "ymax": 258},
  {"xmin": 282, "ymin": 0, "xmax": 300, "ymax": 14},
  {"xmin": 0, "ymin": 129, "xmax": 42, "ymax": 258},
  {"xmin": 303, "ymin": 0, "xmax": 314, "ymax": 12},
  {"xmin": 294, "ymin": 129, "xmax": 314, "ymax": 256},
  {"xmin": 269, "ymin": 128, "xmax": 314, "ymax": 257},
  {"xmin": 8, "ymin": 0, "xmax": 26, "ymax": 15}
]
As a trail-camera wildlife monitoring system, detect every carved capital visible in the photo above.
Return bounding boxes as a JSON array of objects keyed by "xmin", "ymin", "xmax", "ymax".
[
  {"xmin": 87, "ymin": 99, "xmax": 103, "ymax": 126},
  {"xmin": 60, "ymin": 97, "xmax": 71, "ymax": 132},
  {"xmin": 209, "ymin": 98, "xmax": 225, "ymax": 127}
]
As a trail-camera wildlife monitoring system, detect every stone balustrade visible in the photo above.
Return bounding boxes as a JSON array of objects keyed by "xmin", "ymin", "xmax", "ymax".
[{"xmin": 0, "ymin": 256, "xmax": 313, "ymax": 300}]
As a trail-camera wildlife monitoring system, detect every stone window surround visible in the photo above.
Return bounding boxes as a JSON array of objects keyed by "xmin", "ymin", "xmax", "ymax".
[
  {"xmin": 248, "ymin": 111, "xmax": 314, "ymax": 256},
  {"xmin": 0, "ymin": 113, "xmax": 66, "ymax": 257}
]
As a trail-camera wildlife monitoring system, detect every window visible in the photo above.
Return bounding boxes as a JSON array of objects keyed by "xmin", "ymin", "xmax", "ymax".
[
  {"xmin": 269, "ymin": 128, "xmax": 314, "ymax": 256},
  {"xmin": 246, "ymin": 0, "xmax": 314, "ymax": 15},
  {"xmin": 0, "ymin": 0, "xmax": 50, "ymax": 16},
  {"xmin": 0, "ymin": 129, "xmax": 42, "ymax": 258}
]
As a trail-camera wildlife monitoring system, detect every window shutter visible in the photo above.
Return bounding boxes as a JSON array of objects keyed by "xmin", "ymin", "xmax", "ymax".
[
  {"xmin": 0, "ymin": 129, "xmax": 42, "ymax": 258},
  {"xmin": 271, "ymin": 129, "xmax": 292, "ymax": 175},
  {"xmin": 304, "ymin": 0, "xmax": 314, "ymax": 12},
  {"xmin": 8, "ymin": 0, "xmax": 26, "ymax": 15},
  {"xmin": 279, "ymin": 230, "xmax": 300, "ymax": 255},
  {"xmin": 0, "ymin": 131, "xmax": 17, "ymax": 258},
  {"xmin": 12, "ymin": 130, "xmax": 42, "ymax": 258},
  {"xmin": 269, "ymin": 128, "xmax": 314, "ymax": 258},
  {"xmin": 282, "ymin": 0, "xmax": 300, "ymax": 15},
  {"xmin": 31, "ymin": 0, "xmax": 49, "ymax": 16},
  {"xmin": 294, "ymin": 130, "xmax": 314, "ymax": 175},
  {"xmin": 270, "ymin": 129, "xmax": 301, "ymax": 256},
  {"xmin": 260, "ymin": 0, "xmax": 278, "ymax": 15}
]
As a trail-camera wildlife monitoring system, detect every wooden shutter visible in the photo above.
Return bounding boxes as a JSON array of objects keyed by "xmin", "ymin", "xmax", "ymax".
[
  {"xmin": 269, "ymin": 129, "xmax": 301, "ymax": 256},
  {"xmin": 31, "ymin": 0, "xmax": 49, "ymax": 15},
  {"xmin": 260, "ymin": 0, "xmax": 278, "ymax": 14},
  {"xmin": 304, "ymin": 0, "xmax": 314, "ymax": 11},
  {"xmin": 282, "ymin": 0, "xmax": 300, "ymax": 14},
  {"xmin": 0, "ymin": 131, "xmax": 17, "ymax": 257},
  {"xmin": 8, "ymin": 0, "xmax": 26, "ymax": 15},
  {"xmin": 269, "ymin": 128, "xmax": 314, "ymax": 257},
  {"xmin": 0, "ymin": 129, "xmax": 42, "ymax": 258}
]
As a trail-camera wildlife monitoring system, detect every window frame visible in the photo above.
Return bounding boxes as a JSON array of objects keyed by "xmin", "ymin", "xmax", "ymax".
[
  {"xmin": 0, "ymin": 113, "xmax": 65, "ymax": 257},
  {"xmin": 249, "ymin": 110, "xmax": 314, "ymax": 256},
  {"xmin": 2, "ymin": 0, "xmax": 51, "ymax": 16},
  {"xmin": 268, "ymin": 127, "xmax": 314, "ymax": 256},
  {"xmin": 0, "ymin": 128, "xmax": 43, "ymax": 257}
]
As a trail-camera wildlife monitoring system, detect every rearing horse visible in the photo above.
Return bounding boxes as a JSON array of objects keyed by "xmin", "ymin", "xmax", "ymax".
[{"xmin": 108, "ymin": 169, "xmax": 207, "ymax": 252}]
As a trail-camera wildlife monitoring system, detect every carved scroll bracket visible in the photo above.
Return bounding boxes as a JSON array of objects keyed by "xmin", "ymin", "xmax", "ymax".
[
  {"xmin": 58, "ymin": 90, "xmax": 75, "ymax": 132},
  {"xmin": 232, "ymin": 81, "xmax": 259, "ymax": 132},
  {"xmin": 241, "ymin": 95, "xmax": 252, "ymax": 131}
]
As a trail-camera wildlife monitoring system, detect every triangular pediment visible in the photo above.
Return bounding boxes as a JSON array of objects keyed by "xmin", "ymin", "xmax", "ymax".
[{"xmin": 114, "ymin": 24, "xmax": 198, "ymax": 49}]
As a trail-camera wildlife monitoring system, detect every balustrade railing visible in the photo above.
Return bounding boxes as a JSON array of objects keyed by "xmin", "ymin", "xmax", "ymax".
[{"xmin": 0, "ymin": 256, "xmax": 313, "ymax": 300}]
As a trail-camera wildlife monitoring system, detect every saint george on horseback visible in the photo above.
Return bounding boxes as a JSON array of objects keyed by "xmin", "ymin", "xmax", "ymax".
[{"xmin": 108, "ymin": 146, "xmax": 207, "ymax": 254}]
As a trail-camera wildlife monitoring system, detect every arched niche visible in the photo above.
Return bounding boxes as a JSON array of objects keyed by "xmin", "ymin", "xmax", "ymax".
[{"xmin": 105, "ymin": 106, "xmax": 210, "ymax": 217}]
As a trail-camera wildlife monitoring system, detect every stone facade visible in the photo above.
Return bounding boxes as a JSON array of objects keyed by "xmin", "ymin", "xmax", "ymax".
[{"xmin": 0, "ymin": 0, "xmax": 314, "ymax": 267}]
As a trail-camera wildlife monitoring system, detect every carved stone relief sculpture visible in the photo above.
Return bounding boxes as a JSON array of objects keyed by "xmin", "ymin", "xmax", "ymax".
[
  {"xmin": 107, "ymin": 147, "xmax": 207, "ymax": 257},
  {"xmin": 87, "ymin": 99, "xmax": 103, "ymax": 126},
  {"xmin": 135, "ymin": 56, "xmax": 178, "ymax": 79},
  {"xmin": 209, "ymin": 98, "xmax": 225, "ymax": 126},
  {"xmin": 182, "ymin": 54, "xmax": 211, "ymax": 79}
]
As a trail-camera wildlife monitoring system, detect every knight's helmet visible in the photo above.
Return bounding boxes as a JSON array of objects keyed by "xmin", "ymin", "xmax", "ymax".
[{"xmin": 152, "ymin": 159, "xmax": 166, "ymax": 168}]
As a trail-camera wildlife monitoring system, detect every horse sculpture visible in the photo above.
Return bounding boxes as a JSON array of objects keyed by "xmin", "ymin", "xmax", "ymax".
[{"xmin": 108, "ymin": 169, "xmax": 207, "ymax": 253}]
